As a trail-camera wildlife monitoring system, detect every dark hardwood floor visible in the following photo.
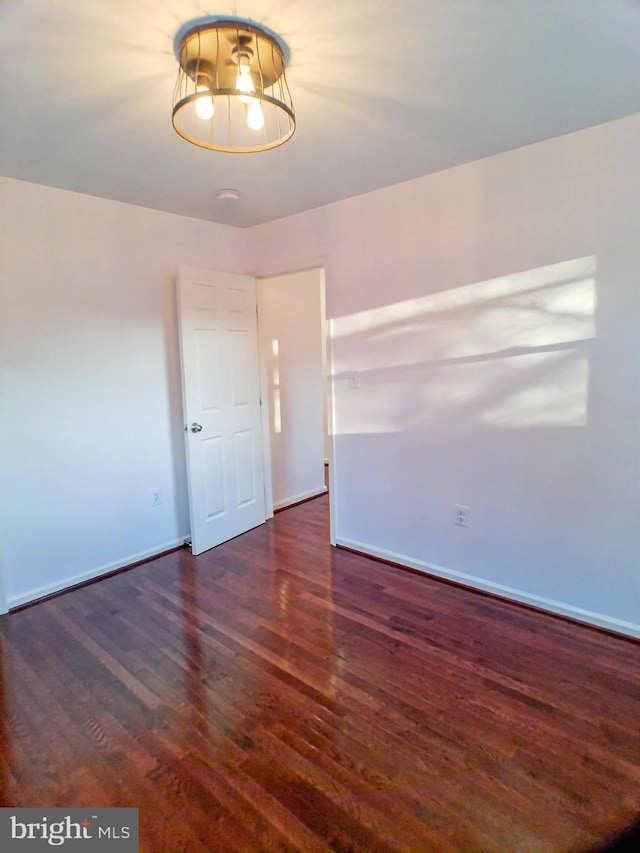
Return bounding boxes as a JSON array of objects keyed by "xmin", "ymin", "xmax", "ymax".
[{"xmin": 1, "ymin": 494, "xmax": 639, "ymax": 852}]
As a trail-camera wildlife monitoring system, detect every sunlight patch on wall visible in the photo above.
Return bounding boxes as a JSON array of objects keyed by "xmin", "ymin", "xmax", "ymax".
[
  {"xmin": 439, "ymin": 348, "xmax": 591, "ymax": 428},
  {"xmin": 271, "ymin": 339, "xmax": 282, "ymax": 434},
  {"xmin": 333, "ymin": 257, "xmax": 596, "ymax": 432}
]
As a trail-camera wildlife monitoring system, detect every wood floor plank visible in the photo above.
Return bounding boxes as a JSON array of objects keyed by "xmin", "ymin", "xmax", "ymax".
[{"xmin": 1, "ymin": 494, "xmax": 639, "ymax": 851}]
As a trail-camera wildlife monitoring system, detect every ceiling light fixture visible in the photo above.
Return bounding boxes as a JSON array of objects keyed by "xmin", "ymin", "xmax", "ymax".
[{"xmin": 172, "ymin": 17, "xmax": 295, "ymax": 154}]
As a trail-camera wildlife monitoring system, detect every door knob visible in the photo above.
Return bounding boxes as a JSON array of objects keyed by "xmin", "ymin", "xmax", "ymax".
[{"xmin": 190, "ymin": 422, "xmax": 203, "ymax": 433}]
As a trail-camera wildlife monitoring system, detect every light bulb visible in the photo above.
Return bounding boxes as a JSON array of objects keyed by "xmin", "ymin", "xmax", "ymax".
[
  {"xmin": 236, "ymin": 55, "xmax": 255, "ymax": 104},
  {"xmin": 195, "ymin": 86, "xmax": 214, "ymax": 120},
  {"xmin": 247, "ymin": 100, "xmax": 264, "ymax": 132}
]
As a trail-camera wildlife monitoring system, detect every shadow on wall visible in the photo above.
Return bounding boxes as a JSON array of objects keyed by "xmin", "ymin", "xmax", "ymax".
[{"xmin": 331, "ymin": 256, "xmax": 596, "ymax": 433}]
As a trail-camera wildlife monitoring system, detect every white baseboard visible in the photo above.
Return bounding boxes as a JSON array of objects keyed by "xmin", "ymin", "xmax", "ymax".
[
  {"xmin": 274, "ymin": 486, "xmax": 327, "ymax": 511},
  {"xmin": 335, "ymin": 537, "xmax": 640, "ymax": 640},
  {"xmin": 6, "ymin": 537, "xmax": 186, "ymax": 611}
]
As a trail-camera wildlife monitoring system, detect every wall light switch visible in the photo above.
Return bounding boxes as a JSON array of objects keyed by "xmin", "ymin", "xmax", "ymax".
[
  {"xmin": 455, "ymin": 504, "xmax": 470, "ymax": 527},
  {"xmin": 348, "ymin": 372, "xmax": 361, "ymax": 389}
]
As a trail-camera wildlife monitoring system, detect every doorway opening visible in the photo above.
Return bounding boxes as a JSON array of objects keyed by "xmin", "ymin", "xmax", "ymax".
[{"xmin": 257, "ymin": 267, "xmax": 333, "ymax": 540}]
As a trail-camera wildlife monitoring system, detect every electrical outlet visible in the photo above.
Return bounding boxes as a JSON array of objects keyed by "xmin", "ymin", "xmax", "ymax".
[
  {"xmin": 454, "ymin": 504, "xmax": 470, "ymax": 527},
  {"xmin": 150, "ymin": 488, "xmax": 162, "ymax": 507}
]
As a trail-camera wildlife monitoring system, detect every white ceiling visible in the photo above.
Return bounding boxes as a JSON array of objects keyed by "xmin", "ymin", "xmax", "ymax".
[{"xmin": 1, "ymin": 0, "xmax": 640, "ymax": 228}]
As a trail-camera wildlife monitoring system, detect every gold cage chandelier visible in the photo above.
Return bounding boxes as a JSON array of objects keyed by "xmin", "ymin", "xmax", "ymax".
[{"xmin": 172, "ymin": 17, "xmax": 295, "ymax": 153}]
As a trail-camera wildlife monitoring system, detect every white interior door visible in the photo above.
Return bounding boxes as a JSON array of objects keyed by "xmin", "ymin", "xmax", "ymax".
[{"xmin": 177, "ymin": 266, "xmax": 266, "ymax": 555}]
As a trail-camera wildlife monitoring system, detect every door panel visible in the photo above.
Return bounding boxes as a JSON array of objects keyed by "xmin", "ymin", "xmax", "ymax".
[
  {"xmin": 197, "ymin": 329, "xmax": 221, "ymax": 408},
  {"xmin": 177, "ymin": 266, "xmax": 266, "ymax": 555},
  {"xmin": 203, "ymin": 436, "xmax": 225, "ymax": 518}
]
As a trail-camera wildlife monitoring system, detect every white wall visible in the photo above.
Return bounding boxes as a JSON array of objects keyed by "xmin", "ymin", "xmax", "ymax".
[
  {"xmin": 258, "ymin": 269, "xmax": 326, "ymax": 510},
  {"xmin": 0, "ymin": 177, "xmax": 247, "ymax": 608},
  {"xmin": 2, "ymin": 114, "xmax": 638, "ymax": 635},
  {"xmin": 248, "ymin": 114, "xmax": 640, "ymax": 637}
]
